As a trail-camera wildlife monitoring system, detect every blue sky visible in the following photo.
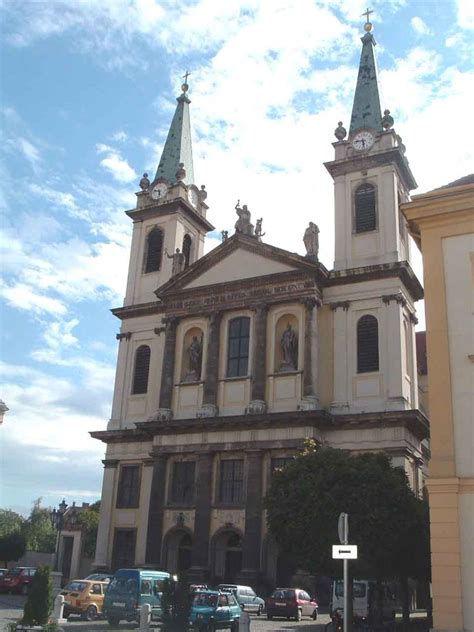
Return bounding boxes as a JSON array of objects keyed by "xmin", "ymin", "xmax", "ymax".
[{"xmin": 1, "ymin": 0, "xmax": 473, "ymax": 516}]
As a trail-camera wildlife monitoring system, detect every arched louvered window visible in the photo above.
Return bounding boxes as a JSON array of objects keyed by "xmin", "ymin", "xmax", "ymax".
[
  {"xmin": 132, "ymin": 345, "xmax": 151, "ymax": 394},
  {"xmin": 355, "ymin": 183, "xmax": 376, "ymax": 233},
  {"xmin": 227, "ymin": 317, "xmax": 250, "ymax": 377},
  {"xmin": 144, "ymin": 227, "xmax": 164, "ymax": 273},
  {"xmin": 357, "ymin": 315, "xmax": 379, "ymax": 373},
  {"xmin": 182, "ymin": 234, "xmax": 192, "ymax": 268}
]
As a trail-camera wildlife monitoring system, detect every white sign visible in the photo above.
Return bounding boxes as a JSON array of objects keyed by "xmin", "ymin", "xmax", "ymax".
[{"xmin": 332, "ymin": 544, "xmax": 358, "ymax": 559}]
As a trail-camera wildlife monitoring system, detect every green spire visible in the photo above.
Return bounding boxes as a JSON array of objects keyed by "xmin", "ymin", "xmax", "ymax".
[
  {"xmin": 155, "ymin": 82, "xmax": 194, "ymax": 185},
  {"xmin": 349, "ymin": 26, "xmax": 383, "ymax": 135}
]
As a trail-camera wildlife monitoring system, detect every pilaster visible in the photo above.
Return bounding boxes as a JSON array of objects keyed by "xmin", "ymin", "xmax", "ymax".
[
  {"xmin": 158, "ymin": 317, "xmax": 178, "ymax": 413},
  {"xmin": 383, "ymin": 296, "xmax": 405, "ymax": 409},
  {"xmin": 93, "ymin": 460, "xmax": 118, "ymax": 570},
  {"xmin": 330, "ymin": 302, "xmax": 350, "ymax": 413},
  {"xmin": 145, "ymin": 455, "xmax": 168, "ymax": 565},
  {"xmin": 247, "ymin": 304, "xmax": 268, "ymax": 413},
  {"xmin": 109, "ymin": 334, "xmax": 131, "ymax": 428},
  {"xmin": 237, "ymin": 450, "xmax": 263, "ymax": 584},
  {"xmin": 199, "ymin": 312, "xmax": 222, "ymax": 417},
  {"xmin": 188, "ymin": 453, "xmax": 214, "ymax": 583}
]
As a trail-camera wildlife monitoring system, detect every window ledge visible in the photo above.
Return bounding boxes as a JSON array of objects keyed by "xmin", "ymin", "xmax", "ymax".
[
  {"xmin": 268, "ymin": 370, "xmax": 302, "ymax": 377},
  {"xmin": 175, "ymin": 380, "xmax": 204, "ymax": 386},
  {"xmin": 219, "ymin": 376, "xmax": 251, "ymax": 383}
]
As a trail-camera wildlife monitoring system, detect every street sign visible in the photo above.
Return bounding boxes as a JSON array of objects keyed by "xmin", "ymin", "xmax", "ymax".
[
  {"xmin": 338, "ymin": 512, "xmax": 349, "ymax": 544},
  {"xmin": 332, "ymin": 544, "xmax": 358, "ymax": 559}
]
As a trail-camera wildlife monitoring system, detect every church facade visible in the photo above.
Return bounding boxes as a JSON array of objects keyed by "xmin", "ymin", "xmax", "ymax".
[{"xmin": 91, "ymin": 19, "xmax": 428, "ymax": 586}]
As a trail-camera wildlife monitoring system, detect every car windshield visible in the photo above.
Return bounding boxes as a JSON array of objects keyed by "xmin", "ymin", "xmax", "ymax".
[
  {"xmin": 193, "ymin": 593, "xmax": 218, "ymax": 608},
  {"xmin": 271, "ymin": 589, "xmax": 294, "ymax": 599},
  {"xmin": 335, "ymin": 581, "xmax": 366, "ymax": 598},
  {"xmin": 64, "ymin": 581, "xmax": 88, "ymax": 592},
  {"xmin": 8, "ymin": 569, "xmax": 25, "ymax": 576},
  {"xmin": 108, "ymin": 577, "xmax": 137, "ymax": 595}
]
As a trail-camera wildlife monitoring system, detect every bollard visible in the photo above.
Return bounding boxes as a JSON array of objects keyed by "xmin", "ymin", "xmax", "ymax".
[
  {"xmin": 139, "ymin": 602, "xmax": 151, "ymax": 631},
  {"xmin": 239, "ymin": 608, "xmax": 251, "ymax": 632},
  {"xmin": 51, "ymin": 593, "xmax": 67, "ymax": 625}
]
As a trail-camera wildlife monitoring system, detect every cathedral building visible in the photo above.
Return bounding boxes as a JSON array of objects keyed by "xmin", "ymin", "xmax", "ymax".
[{"xmin": 91, "ymin": 18, "xmax": 428, "ymax": 586}]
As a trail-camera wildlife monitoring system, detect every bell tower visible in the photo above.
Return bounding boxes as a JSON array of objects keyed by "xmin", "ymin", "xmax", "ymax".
[
  {"xmin": 325, "ymin": 14, "xmax": 416, "ymax": 272},
  {"xmin": 123, "ymin": 77, "xmax": 214, "ymax": 307}
]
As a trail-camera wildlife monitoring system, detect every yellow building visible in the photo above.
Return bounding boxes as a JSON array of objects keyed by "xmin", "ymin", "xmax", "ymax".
[{"xmin": 402, "ymin": 175, "xmax": 474, "ymax": 632}]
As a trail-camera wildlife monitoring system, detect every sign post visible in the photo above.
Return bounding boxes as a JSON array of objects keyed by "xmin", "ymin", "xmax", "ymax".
[{"xmin": 334, "ymin": 513, "xmax": 354, "ymax": 632}]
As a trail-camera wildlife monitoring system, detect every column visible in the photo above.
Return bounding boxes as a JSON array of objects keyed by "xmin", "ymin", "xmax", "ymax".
[
  {"xmin": 145, "ymin": 454, "xmax": 168, "ymax": 566},
  {"xmin": 330, "ymin": 302, "xmax": 350, "ymax": 413},
  {"xmin": 238, "ymin": 450, "xmax": 263, "ymax": 584},
  {"xmin": 188, "ymin": 453, "xmax": 214, "ymax": 582},
  {"xmin": 93, "ymin": 459, "xmax": 118, "ymax": 570},
  {"xmin": 158, "ymin": 317, "xmax": 178, "ymax": 414},
  {"xmin": 248, "ymin": 304, "xmax": 268, "ymax": 413},
  {"xmin": 199, "ymin": 312, "xmax": 222, "ymax": 417}
]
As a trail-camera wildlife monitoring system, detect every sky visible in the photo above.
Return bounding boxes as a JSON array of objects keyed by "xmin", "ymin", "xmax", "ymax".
[{"xmin": 1, "ymin": 0, "xmax": 473, "ymax": 517}]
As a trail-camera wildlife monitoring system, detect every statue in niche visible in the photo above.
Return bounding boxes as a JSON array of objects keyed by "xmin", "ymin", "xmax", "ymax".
[
  {"xmin": 184, "ymin": 334, "xmax": 203, "ymax": 381},
  {"xmin": 280, "ymin": 323, "xmax": 298, "ymax": 371},
  {"xmin": 234, "ymin": 200, "xmax": 254, "ymax": 236},
  {"xmin": 165, "ymin": 248, "xmax": 186, "ymax": 276},
  {"xmin": 303, "ymin": 222, "xmax": 319, "ymax": 259}
]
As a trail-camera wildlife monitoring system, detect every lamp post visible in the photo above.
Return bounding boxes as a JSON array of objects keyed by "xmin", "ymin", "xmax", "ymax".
[{"xmin": 51, "ymin": 499, "xmax": 68, "ymax": 571}]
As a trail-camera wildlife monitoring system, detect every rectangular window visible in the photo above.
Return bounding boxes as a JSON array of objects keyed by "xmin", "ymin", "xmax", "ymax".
[
  {"xmin": 219, "ymin": 459, "xmax": 244, "ymax": 504},
  {"xmin": 116, "ymin": 465, "xmax": 140, "ymax": 508},
  {"xmin": 171, "ymin": 461, "xmax": 196, "ymax": 504},
  {"xmin": 227, "ymin": 317, "xmax": 250, "ymax": 377},
  {"xmin": 111, "ymin": 528, "xmax": 136, "ymax": 571}
]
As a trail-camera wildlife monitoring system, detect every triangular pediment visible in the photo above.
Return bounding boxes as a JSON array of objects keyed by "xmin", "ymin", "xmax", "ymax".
[{"xmin": 156, "ymin": 234, "xmax": 325, "ymax": 298}]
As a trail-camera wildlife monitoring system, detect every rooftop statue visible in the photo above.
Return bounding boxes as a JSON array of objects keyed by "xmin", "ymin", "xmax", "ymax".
[
  {"xmin": 139, "ymin": 173, "xmax": 150, "ymax": 190},
  {"xmin": 234, "ymin": 200, "xmax": 254, "ymax": 236},
  {"xmin": 165, "ymin": 247, "xmax": 186, "ymax": 276},
  {"xmin": 303, "ymin": 221, "xmax": 320, "ymax": 260}
]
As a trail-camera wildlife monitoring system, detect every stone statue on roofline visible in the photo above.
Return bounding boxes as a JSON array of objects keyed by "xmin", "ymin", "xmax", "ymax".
[
  {"xmin": 303, "ymin": 221, "xmax": 319, "ymax": 260},
  {"xmin": 165, "ymin": 247, "xmax": 186, "ymax": 276},
  {"xmin": 234, "ymin": 200, "xmax": 254, "ymax": 236}
]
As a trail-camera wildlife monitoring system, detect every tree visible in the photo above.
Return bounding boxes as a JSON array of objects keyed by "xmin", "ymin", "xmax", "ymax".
[
  {"xmin": 77, "ymin": 501, "xmax": 100, "ymax": 558},
  {"xmin": 22, "ymin": 499, "xmax": 56, "ymax": 553},
  {"xmin": 0, "ymin": 531, "xmax": 26, "ymax": 567},
  {"xmin": 265, "ymin": 442, "xmax": 430, "ymax": 621},
  {"xmin": 22, "ymin": 565, "xmax": 53, "ymax": 626},
  {"xmin": 0, "ymin": 509, "xmax": 24, "ymax": 537}
]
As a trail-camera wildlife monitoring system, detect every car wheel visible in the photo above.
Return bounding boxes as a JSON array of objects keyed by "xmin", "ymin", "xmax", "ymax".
[
  {"xmin": 21, "ymin": 584, "xmax": 29, "ymax": 596},
  {"xmin": 312, "ymin": 609, "xmax": 318, "ymax": 621},
  {"xmin": 84, "ymin": 605, "xmax": 98, "ymax": 621},
  {"xmin": 295, "ymin": 608, "xmax": 302, "ymax": 621},
  {"xmin": 107, "ymin": 616, "xmax": 120, "ymax": 626},
  {"xmin": 257, "ymin": 604, "xmax": 263, "ymax": 616}
]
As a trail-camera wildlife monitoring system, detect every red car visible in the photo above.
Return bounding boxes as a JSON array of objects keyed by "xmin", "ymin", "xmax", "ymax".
[
  {"xmin": 266, "ymin": 587, "xmax": 318, "ymax": 621},
  {"xmin": 0, "ymin": 567, "xmax": 37, "ymax": 594}
]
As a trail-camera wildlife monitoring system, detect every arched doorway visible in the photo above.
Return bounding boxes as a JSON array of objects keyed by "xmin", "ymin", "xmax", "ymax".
[
  {"xmin": 212, "ymin": 529, "xmax": 243, "ymax": 583},
  {"xmin": 163, "ymin": 529, "xmax": 193, "ymax": 574}
]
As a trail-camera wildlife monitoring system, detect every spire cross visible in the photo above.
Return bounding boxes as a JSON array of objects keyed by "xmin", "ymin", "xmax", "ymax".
[
  {"xmin": 183, "ymin": 71, "xmax": 191, "ymax": 83},
  {"xmin": 362, "ymin": 7, "xmax": 373, "ymax": 23}
]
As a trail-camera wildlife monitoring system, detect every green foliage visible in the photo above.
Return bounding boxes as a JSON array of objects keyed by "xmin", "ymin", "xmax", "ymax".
[
  {"xmin": 76, "ymin": 502, "xmax": 100, "ymax": 558},
  {"xmin": 22, "ymin": 565, "xmax": 53, "ymax": 626},
  {"xmin": 0, "ymin": 531, "xmax": 26, "ymax": 566},
  {"xmin": 22, "ymin": 499, "xmax": 56, "ymax": 553},
  {"xmin": 161, "ymin": 575, "xmax": 191, "ymax": 631},
  {"xmin": 0, "ymin": 509, "xmax": 25, "ymax": 537},
  {"xmin": 265, "ymin": 445, "xmax": 430, "ymax": 582}
]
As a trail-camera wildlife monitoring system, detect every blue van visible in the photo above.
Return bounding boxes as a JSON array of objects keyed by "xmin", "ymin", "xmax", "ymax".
[{"xmin": 103, "ymin": 568, "xmax": 171, "ymax": 626}]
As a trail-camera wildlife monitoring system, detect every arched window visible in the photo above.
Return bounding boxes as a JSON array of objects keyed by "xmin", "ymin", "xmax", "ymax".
[
  {"xmin": 144, "ymin": 227, "xmax": 164, "ymax": 273},
  {"xmin": 227, "ymin": 317, "xmax": 250, "ymax": 377},
  {"xmin": 355, "ymin": 183, "xmax": 376, "ymax": 233},
  {"xmin": 182, "ymin": 234, "xmax": 192, "ymax": 268},
  {"xmin": 357, "ymin": 315, "xmax": 379, "ymax": 373},
  {"xmin": 132, "ymin": 345, "xmax": 151, "ymax": 394}
]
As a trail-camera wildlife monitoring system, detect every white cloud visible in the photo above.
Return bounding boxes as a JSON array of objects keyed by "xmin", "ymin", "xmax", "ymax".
[
  {"xmin": 96, "ymin": 144, "xmax": 137, "ymax": 183},
  {"xmin": 111, "ymin": 130, "xmax": 128, "ymax": 142},
  {"xmin": 411, "ymin": 17, "xmax": 432, "ymax": 36},
  {"xmin": 456, "ymin": 0, "xmax": 474, "ymax": 29},
  {"xmin": 0, "ymin": 281, "xmax": 66, "ymax": 316}
]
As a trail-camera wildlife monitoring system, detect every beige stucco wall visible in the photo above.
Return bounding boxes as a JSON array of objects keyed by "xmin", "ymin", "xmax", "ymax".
[{"xmin": 402, "ymin": 183, "xmax": 474, "ymax": 632}]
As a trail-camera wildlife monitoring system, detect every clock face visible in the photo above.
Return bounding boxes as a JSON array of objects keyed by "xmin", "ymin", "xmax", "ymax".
[
  {"xmin": 187, "ymin": 188, "xmax": 199, "ymax": 207},
  {"xmin": 352, "ymin": 130, "xmax": 375, "ymax": 151},
  {"xmin": 151, "ymin": 183, "xmax": 167, "ymax": 200}
]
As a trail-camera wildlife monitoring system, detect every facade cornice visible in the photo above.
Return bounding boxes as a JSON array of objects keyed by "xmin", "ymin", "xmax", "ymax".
[
  {"xmin": 324, "ymin": 146, "xmax": 417, "ymax": 192},
  {"xmin": 126, "ymin": 197, "xmax": 215, "ymax": 232},
  {"xmin": 328, "ymin": 261, "xmax": 424, "ymax": 301},
  {"xmin": 111, "ymin": 301, "xmax": 164, "ymax": 321}
]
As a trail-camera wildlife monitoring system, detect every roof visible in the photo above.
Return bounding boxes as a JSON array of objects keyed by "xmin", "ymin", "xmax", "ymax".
[
  {"xmin": 432, "ymin": 174, "xmax": 474, "ymax": 191},
  {"xmin": 349, "ymin": 31, "xmax": 382, "ymax": 134},
  {"xmin": 416, "ymin": 331, "xmax": 427, "ymax": 375}
]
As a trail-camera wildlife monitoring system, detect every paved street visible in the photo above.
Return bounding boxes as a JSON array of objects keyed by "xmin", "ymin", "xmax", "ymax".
[{"xmin": 0, "ymin": 594, "xmax": 328, "ymax": 631}]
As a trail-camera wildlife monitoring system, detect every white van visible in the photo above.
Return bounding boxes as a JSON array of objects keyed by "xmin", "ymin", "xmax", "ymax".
[{"xmin": 330, "ymin": 579, "xmax": 397, "ymax": 622}]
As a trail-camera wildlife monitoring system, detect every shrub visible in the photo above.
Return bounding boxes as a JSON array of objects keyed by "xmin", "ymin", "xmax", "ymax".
[{"xmin": 21, "ymin": 565, "xmax": 53, "ymax": 626}]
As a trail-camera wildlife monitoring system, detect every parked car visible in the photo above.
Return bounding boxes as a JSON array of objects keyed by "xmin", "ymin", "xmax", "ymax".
[
  {"xmin": 0, "ymin": 567, "xmax": 37, "ymax": 595},
  {"xmin": 102, "ymin": 568, "xmax": 171, "ymax": 627},
  {"xmin": 189, "ymin": 590, "xmax": 241, "ymax": 631},
  {"xmin": 84, "ymin": 573, "xmax": 113, "ymax": 583},
  {"xmin": 330, "ymin": 579, "xmax": 398, "ymax": 623},
  {"xmin": 218, "ymin": 584, "xmax": 265, "ymax": 614},
  {"xmin": 266, "ymin": 587, "xmax": 318, "ymax": 621},
  {"xmin": 61, "ymin": 579, "xmax": 109, "ymax": 620}
]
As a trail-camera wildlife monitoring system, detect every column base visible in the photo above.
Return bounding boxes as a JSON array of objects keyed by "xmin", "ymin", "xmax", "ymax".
[
  {"xmin": 196, "ymin": 404, "xmax": 218, "ymax": 418},
  {"xmin": 297, "ymin": 396, "xmax": 321, "ymax": 411},
  {"xmin": 148, "ymin": 408, "xmax": 173, "ymax": 421},
  {"xmin": 246, "ymin": 400, "xmax": 267, "ymax": 414}
]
